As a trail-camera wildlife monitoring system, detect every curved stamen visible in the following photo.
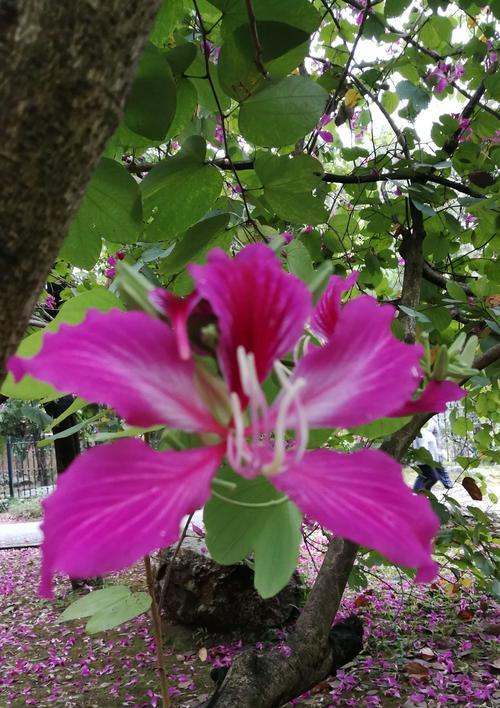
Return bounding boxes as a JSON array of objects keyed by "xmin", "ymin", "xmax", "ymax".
[
  {"xmin": 262, "ymin": 377, "xmax": 306, "ymax": 477},
  {"xmin": 229, "ymin": 391, "xmax": 245, "ymax": 470},
  {"xmin": 228, "ymin": 348, "xmax": 309, "ymax": 478}
]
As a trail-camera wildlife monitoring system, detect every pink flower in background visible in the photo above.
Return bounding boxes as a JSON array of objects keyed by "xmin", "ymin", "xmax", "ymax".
[
  {"xmin": 319, "ymin": 130, "xmax": 334, "ymax": 143},
  {"xmin": 481, "ymin": 130, "xmax": 500, "ymax": 144},
  {"xmin": 427, "ymin": 61, "xmax": 465, "ymax": 94},
  {"xmin": 355, "ymin": 0, "xmax": 370, "ymax": 25},
  {"xmin": 451, "ymin": 114, "xmax": 473, "ymax": 142},
  {"xmin": 464, "ymin": 213, "xmax": 478, "ymax": 226},
  {"xmin": 45, "ymin": 294, "xmax": 56, "ymax": 310},
  {"xmin": 214, "ymin": 116, "xmax": 224, "ymax": 143},
  {"xmin": 302, "ymin": 225, "xmax": 313, "ymax": 234},
  {"xmin": 201, "ymin": 39, "xmax": 220, "ymax": 63},
  {"xmin": 318, "ymin": 113, "xmax": 334, "ymax": 142},
  {"xmin": 105, "ymin": 251, "xmax": 126, "ymax": 280},
  {"xmin": 485, "ymin": 40, "xmax": 497, "ymax": 70},
  {"xmin": 453, "ymin": 61, "xmax": 465, "ymax": 79},
  {"xmin": 281, "ymin": 230, "xmax": 294, "ymax": 244},
  {"xmin": 427, "ymin": 62, "xmax": 450, "ymax": 93},
  {"xmin": 350, "ymin": 109, "xmax": 367, "ymax": 140},
  {"xmin": 458, "ymin": 117, "xmax": 473, "ymax": 142},
  {"xmin": 9, "ymin": 246, "xmax": 466, "ymax": 596}
]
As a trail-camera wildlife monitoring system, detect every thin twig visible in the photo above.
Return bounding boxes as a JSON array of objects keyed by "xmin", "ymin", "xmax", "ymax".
[
  {"xmin": 350, "ymin": 74, "xmax": 410, "ymax": 159},
  {"xmin": 144, "ymin": 554, "xmax": 170, "ymax": 708},
  {"xmin": 192, "ymin": 0, "xmax": 262, "ymax": 241},
  {"xmin": 244, "ymin": 0, "xmax": 267, "ymax": 77},
  {"xmin": 307, "ymin": 1, "xmax": 368, "ymax": 154},
  {"xmin": 159, "ymin": 512, "xmax": 193, "ymax": 612}
]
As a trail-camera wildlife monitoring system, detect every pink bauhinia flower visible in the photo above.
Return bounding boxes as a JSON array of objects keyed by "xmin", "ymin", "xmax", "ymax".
[
  {"xmin": 9, "ymin": 245, "xmax": 466, "ymax": 597},
  {"xmin": 427, "ymin": 62, "xmax": 450, "ymax": 93}
]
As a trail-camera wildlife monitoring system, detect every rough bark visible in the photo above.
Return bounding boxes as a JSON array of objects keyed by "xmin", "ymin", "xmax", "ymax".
[
  {"xmin": 44, "ymin": 395, "xmax": 101, "ymax": 591},
  {"xmin": 0, "ymin": 0, "xmax": 162, "ymax": 382},
  {"xmin": 204, "ymin": 538, "xmax": 359, "ymax": 708}
]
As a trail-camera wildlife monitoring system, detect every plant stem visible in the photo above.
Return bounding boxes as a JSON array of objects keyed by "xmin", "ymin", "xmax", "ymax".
[{"xmin": 144, "ymin": 554, "xmax": 170, "ymax": 708}]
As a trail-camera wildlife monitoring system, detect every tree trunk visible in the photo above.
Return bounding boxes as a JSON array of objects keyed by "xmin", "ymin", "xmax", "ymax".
[
  {"xmin": 44, "ymin": 396, "xmax": 81, "ymax": 474},
  {"xmin": 0, "ymin": 0, "xmax": 162, "ymax": 383},
  {"xmin": 204, "ymin": 421, "xmax": 425, "ymax": 708},
  {"xmin": 44, "ymin": 395, "xmax": 101, "ymax": 591}
]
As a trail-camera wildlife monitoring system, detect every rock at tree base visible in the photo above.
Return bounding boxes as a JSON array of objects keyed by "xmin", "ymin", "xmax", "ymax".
[{"xmin": 155, "ymin": 538, "xmax": 304, "ymax": 631}]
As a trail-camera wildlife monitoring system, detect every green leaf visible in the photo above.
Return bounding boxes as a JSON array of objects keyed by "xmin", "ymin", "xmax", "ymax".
[
  {"xmin": 485, "ymin": 71, "xmax": 500, "ymax": 99},
  {"xmin": 213, "ymin": 0, "xmax": 320, "ymax": 35},
  {"xmin": 426, "ymin": 306, "xmax": 452, "ymax": 331},
  {"xmin": 188, "ymin": 53, "xmax": 231, "ymax": 112},
  {"xmin": 160, "ymin": 213, "xmax": 230, "ymax": 275},
  {"xmin": 165, "ymin": 44, "xmax": 198, "ymax": 76},
  {"xmin": 86, "ymin": 592, "xmax": 152, "ymax": 634},
  {"xmin": 351, "ymin": 416, "xmax": 411, "ymax": 439},
  {"xmin": 381, "ymin": 91, "xmax": 399, "ymax": 114},
  {"xmin": 340, "ymin": 147, "xmax": 370, "ymax": 161},
  {"xmin": 396, "ymin": 80, "xmax": 430, "ymax": 114},
  {"xmin": 2, "ymin": 288, "xmax": 123, "ymax": 400},
  {"xmin": 239, "ymin": 76, "xmax": 328, "ymax": 147},
  {"xmin": 43, "ymin": 397, "xmax": 88, "ymax": 432},
  {"xmin": 446, "ymin": 280, "xmax": 468, "ymax": 302},
  {"xmin": 385, "ymin": 0, "xmax": 412, "ymax": 17},
  {"xmin": 218, "ymin": 21, "xmax": 310, "ymax": 101},
  {"xmin": 398, "ymin": 305, "xmax": 430, "ymax": 323},
  {"xmin": 38, "ymin": 411, "xmax": 104, "ymax": 447},
  {"xmin": 255, "ymin": 152, "xmax": 328, "ymax": 224},
  {"xmin": 59, "ymin": 586, "xmax": 131, "ymax": 621},
  {"xmin": 141, "ymin": 136, "xmax": 223, "ymax": 242},
  {"xmin": 149, "ymin": 0, "xmax": 184, "ymax": 47},
  {"xmin": 419, "ymin": 16, "xmax": 453, "ymax": 50},
  {"xmin": 285, "ymin": 240, "xmax": 314, "ymax": 282},
  {"xmin": 90, "ymin": 425, "xmax": 162, "ymax": 443},
  {"xmin": 124, "ymin": 43, "xmax": 176, "ymax": 140},
  {"xmin": 411, "ymin": 199, "xmax": 436, "ymax": 217},
  {"xmin": 60, "ymin": 158, "xmax": 142, "ymax": 269},
  {"xmin": 204, "ymin": 466, "xmax": 302, "ymax": 598},
  {"xmin": 167, "ymin": 79, "xmax": 198, "ymax": 138}
]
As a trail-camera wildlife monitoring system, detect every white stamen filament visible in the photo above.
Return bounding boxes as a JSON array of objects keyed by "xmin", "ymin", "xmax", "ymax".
[
  {"xmin": 262, "ymin": 377, "xmax": 306, "ymax": 477},
  {"xmin": 229, "ymin": 392, "xmax": 245, "ymax": 469},
  {"xmin": 229, "ymin": 347, "xmax": 309, "ymax": 478}
]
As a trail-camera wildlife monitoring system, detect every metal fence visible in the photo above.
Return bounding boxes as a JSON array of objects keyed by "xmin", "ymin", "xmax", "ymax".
[{"xmin": 0, "ymin": 437, "xmax": 57, "ymax": 499}]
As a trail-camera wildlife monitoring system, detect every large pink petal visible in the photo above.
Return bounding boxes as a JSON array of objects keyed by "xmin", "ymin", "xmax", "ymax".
[
  {"xmin": 289, "ymin": 296, "xmax": 423, "ymax": 429},
  {"xmin": 40, "ymin": 439, "xmax": 224, "ymax": 597},
  {"xmin": 272, "ymin": 448, "xmax": 439, "ymax": 582},
  {"xmin": 310, "ymin": 271, "xmax": 358, "ymax": 342},
  {"xmin": 391, "ymin": 380, "xmax": 466, "ymax": 417},
  {"xmin": 189, "ymin": 245, "xmax": 311, "ymax": 398},
  {"xmin": 8, "ymin": 309, "xmax": 221, "ymax": 433}
]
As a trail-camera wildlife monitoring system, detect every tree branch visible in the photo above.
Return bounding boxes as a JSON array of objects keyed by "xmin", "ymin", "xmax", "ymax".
[
  {"xmin": 422, "ymin": 261, "xmax": 475, "ymax": 297},
  {"xmin": 244, "ymin": 0, "xmax": 267, "ymax": 77},
  {"xmin": 131, "ymin": 160, "xmax": 483, "ymax": 198},
  {"xmin": 443, "ymin": 80, "xmax": 487, "ymax": 155}
]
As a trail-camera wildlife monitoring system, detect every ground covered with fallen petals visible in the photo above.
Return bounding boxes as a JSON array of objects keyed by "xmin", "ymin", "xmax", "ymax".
[{"xmin": 1, "ymin": 546, "xmax": 498, "ymax": 707}]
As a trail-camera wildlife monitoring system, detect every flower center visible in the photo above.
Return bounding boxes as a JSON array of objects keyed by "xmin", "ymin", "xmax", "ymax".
[{"xmin": 226, "ymin": 347, "xmax": 308, "ymax": 478}]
